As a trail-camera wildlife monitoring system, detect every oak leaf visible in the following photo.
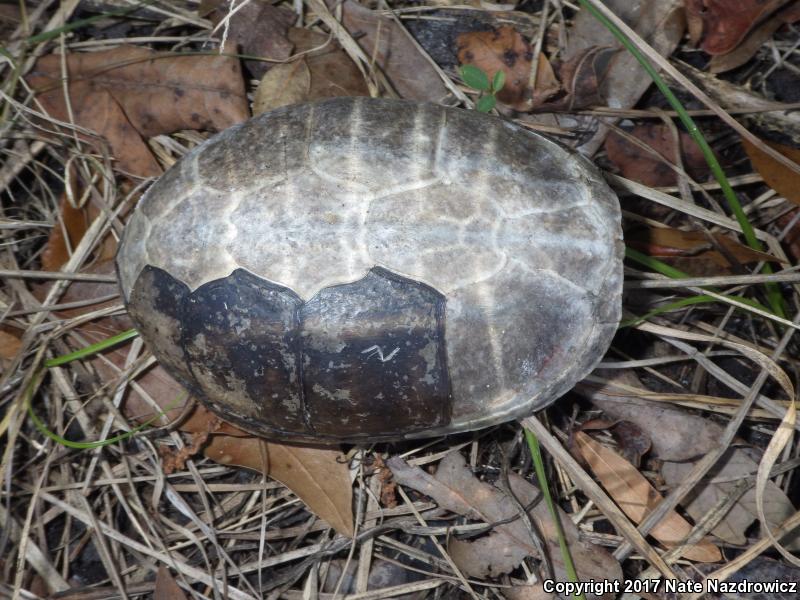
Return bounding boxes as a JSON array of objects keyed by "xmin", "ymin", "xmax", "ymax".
[
  {"xmin": 573, "ymin": 431, "xmax": 722, "ymax": 562},
  {"xmin": 28, "ymin": 46, "xmax": 248, "ymax": 177}
]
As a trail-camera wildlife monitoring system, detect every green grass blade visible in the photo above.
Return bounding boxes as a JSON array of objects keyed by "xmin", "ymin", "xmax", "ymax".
[
  {"xmin": 21, "ymin": 1, "xmax": 157, "ymax": 47},
  {"xmin": 625, "ymin": 246, "xmax": 776, "ymax": 316},
  {"xmin": 525, "ymin": 429, "xmax": 585, "ymax": 600},
  {"xmin": 24, "ymin": 328, "xmax": 170, "ymax": 449},
  {"xmin": 577, "ymin": 0, "xmax": 785, "ymax": 318},
  {"xmin": 45, "ymin": 329, "xmax": 139, "ymax": 368},
  {"xmin": 25, "ymin": 370, "xmax": 180, "ymax": 449},
  {"xmin": 621, "ymin": 295, "xmax": 720, "ymax": 327}
]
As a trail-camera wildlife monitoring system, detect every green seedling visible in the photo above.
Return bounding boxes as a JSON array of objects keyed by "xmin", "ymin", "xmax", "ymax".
[{"xmin": 459, "ymin": 65, "xmax": 505, "ymax": 113}]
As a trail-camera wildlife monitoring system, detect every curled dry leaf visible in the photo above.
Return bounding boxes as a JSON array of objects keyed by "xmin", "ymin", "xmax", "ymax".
[
  {"xmin": 776, "ymin": 209, "xmax": 800, "ymax": 262},
  {"xmin": 604, "ymin": 123, "xmax": 710, "ymax": 187},
  {"xmin": 154, "ymin": 566, "xmax": 189, "ymax": 600},
  {"xmin": 42, "ymin": 194, "xmax": 117, "ymax": 271},
  {"xmin": 286, "ymin": 28, "xmax": 370, "ymax": 100},
  {"xmin": 662, "ymin": 447, "xmax": 800, "ymax": 550},
  {"xmin": 573, "ymin": 431, "xmax": 722, "ymax": 563},
  {"xmin": 253, "ymin": 59, "xmax": 312, "ymax": 114},
  {"xmin": 203, "ymin": 429, "xmax": 355, "ymax": 537},
  {"xmin": 708, "ymin": 1, "xmax": 800, "ymax": 73},
  {"xmin": 531, "ymin": 47, "xmax": 607, "ymax": 113},
  {"xmin": 610, "ymin": 421, "xmax": 652, "ymax": 468},
  {"xmin": 674, "ymin": 61, "xmax": 800, "ymax": 146},
  {"xmin": 685, "ymin": 0, "xmax": 791, "ymax": 55},
  {"xmin": 28, "ymin": 46, "xmax": 249, "ymax": 177},
  {"xmin": 321, "ymin": 558, "xmax": 411, "ymax": 594},
  {"xmin": 501, "ymin": 582, "xmax": 554, "ymax": 600},
  {"xmin": 388, "ymin": 452, "xmax": 622, "ymax": 594},
  {"xmin": 0, "ymin": 329, "xmax": 22, "ymax": 363},
  {"xmin": 706, "ymin": 555, "xmax": 800, "ymax": 592},
  {"xmin": 548, "ymin": 0, "xmax": 684, "ymax": 154}
]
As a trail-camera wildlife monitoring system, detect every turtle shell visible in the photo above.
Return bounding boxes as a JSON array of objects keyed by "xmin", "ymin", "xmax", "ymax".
[{"xmin": 116, "ymin": 97, "xmax": 623, "ymax": 443}]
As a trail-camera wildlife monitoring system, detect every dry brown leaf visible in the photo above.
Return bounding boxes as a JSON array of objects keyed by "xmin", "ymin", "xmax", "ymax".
[
  {"xmin": 626, "ymin": 226, "xmax": 779, "ymax": 274},
  {"xmin": 605, "ymin": 123, "xmax": 710, "ymax": 187},
  {"xmin": 0, "ymin": 329, "xmax": 22, "ymax": 362},
  {"xmin": 28, "ymin": 46, "xmax": 248, "ymax": 177},
  {"xmin": 532, "ymin": 47, "xmax": 607, "ymax": 112},
  {"xmin": 389, "ymin": 452, "xmax": 622, "ymax": 593},
  {"xmin": 577, "ymin": 371, "xmax": 725, "ymax": 462},
  {"xmin": 251, "ymin": 27, "xmax": 371, "ymax": 114},
  {"xmin": 777, "ymin": 209, "xmax": 800, "ymax": 262},
  {"xmin": 662, "ymin": 448, "xmax": 800, "ymax": 550},
  {"xmin": 204, "ymin": 432, "xmax": 354, "ymax": 536},
  {"xmin": 41, "ymin": 193, "xmax": 116, "ymax": 271},
  {"xmin": 742, "ymin": 137, "xmax": 800, "ymax": 206},
  {"xmin": 574, "ymin": 431, "xmax": 722, "ymax": 562},
  {"xmin": 253, "ymin": 59, "xmax": 312, "ymax": 114},
  {"xmin": 713, "ymin": 10, "xmax": 800, "ymax": 75},
  {"xmin": 287, "ymin": 28, "xmax": 369, "ymax": 100},
  {"xmin": 580, "ymin": 420, "xmax": 651, "ymax": 468},
  {"xmin": 321, "ymin": 558, "xmax": 410, "ymax": 594},
  {"xmin": 685, "ymin": 0, "xmax": 791, "ymax": 55},
  {"xmin": 456, "ymin": 26, "xmax": 535, "ymax": 109},
  {"xmin": 0, "ymin": 2, "xmax": 20, "ymax": 34},
  {"xmin": 708, "ymin": 9, "xmax": 789, "ymax": 73},
  {"xmin": 711, "ymin": 556, "xmax": 800, "ymax": 593},
  {"xmin": 203, "ymin": 0, "xmax": 295, "ymax": 78},
  {"xmin": 41, "ymin": 195, "xmax": 89, "ymax": 271},
  {"xmin": 334, "ymin": 0, "xmax": 449, "ymax": 102},
  {"xmin": 154, "ymin": 566, "xmax": 188, "ymax": 600}
]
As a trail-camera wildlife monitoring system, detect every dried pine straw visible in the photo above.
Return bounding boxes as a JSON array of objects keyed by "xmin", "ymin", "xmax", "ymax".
[{"xmin": 1, "ymin": 0, "xmax": 799, "ymax": 599}]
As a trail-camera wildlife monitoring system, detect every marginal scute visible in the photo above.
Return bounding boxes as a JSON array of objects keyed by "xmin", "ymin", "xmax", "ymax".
[
  {"xmin": 181, "ymin": 269, "xmax": 307, "ymax": 434},
  {"xmin": 128, "ymin": 266, "xmax": 196, "ymax": 390},
  {"xmin": 116, "ymin": 210, "xmax": 149, "ymax": 301}
]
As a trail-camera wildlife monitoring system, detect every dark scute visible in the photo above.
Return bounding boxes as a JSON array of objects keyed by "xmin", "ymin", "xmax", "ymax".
[
  {"xmin": 181, "ymin": 269, "xmax": 309, "ymax": 434},
  {"xmin": 300, "ymin": 267, "xmax": 451, "ymax": 437},
  {"xmin": 127, "ymin": 266, "xmax": 198, "ymax": 392}
]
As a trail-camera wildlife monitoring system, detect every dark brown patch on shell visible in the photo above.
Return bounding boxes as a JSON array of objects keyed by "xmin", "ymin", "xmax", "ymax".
[
  {"xmin": 182, "ymin": 269, "xmax": 308, "ymax": 434},
  {"xmin": 127, "ymin": 266, "xmax": 452, "ymax": 440},
  {"xmin": 301, "ymin": 267, "xmax": 451, "ymax": 437},
  {"xmin": 128, "ymin": 266, "xmax": 197, "ymax": 392}
]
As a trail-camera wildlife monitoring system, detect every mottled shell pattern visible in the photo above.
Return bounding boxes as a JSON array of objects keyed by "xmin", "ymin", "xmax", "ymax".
[{"xmin": 116, "ymin": 97, "xmax": 624, "ymax": 443}]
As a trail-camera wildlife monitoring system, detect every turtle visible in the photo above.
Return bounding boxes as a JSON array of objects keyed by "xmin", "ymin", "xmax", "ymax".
[{"xmin": 116, "ymin": 97, "xmax": 624, "ymax": 443}]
